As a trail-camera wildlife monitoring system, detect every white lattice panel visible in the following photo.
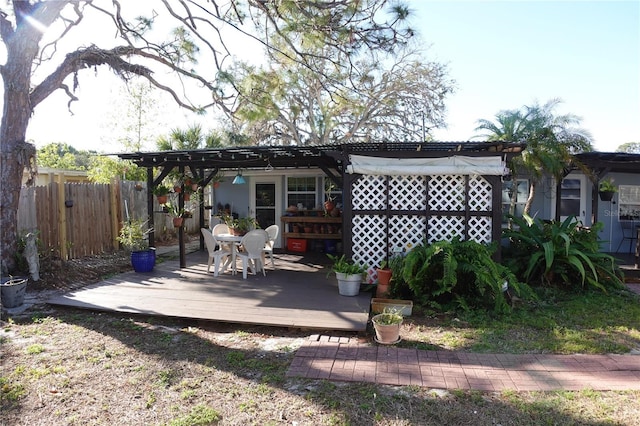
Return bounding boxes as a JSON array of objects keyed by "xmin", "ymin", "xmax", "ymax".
[
  {"xmin": 389, "ymin": 176, "xmax": 426, "ymax": 211},
  {"xmin": 427, "ymin": 216, "xmax": 465, "ymax": 243},
  {"xmin": 352, "ymin": 215, "xmax": 387, "ymax": 267},
  {"xmin": 388, "ymin": 215, "xmax": 427, "ymax": 253},
  {"xmin": 429, "ymin": 175, "xmax": 465, "ymax": 211},
  {"xmin": 468, "ymin": 216, "xmax": 492, "ymax": 243},
  {"xmin": 468, "ymin": 175, "xmax": 492, "ymax": 211},
  {"xmin": 352, "ymin": 175, "xmax": 386, "ymax": 210}
]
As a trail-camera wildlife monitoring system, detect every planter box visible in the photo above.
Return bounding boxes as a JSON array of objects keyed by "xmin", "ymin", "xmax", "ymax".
[{"xmin": 371, "ymin": 298, "xmax": 413, "ymax": 316}]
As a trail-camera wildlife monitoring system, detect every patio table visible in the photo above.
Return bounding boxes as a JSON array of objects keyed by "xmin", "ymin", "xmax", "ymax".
[{"xmin": 216, "ymin": 233, "xmax": 243, "ymax": 275}]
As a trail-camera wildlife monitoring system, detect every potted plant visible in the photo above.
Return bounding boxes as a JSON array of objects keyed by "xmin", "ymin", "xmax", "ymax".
[
  {"xmin": 211, "ymin": 174, "xmax": 223, "ymax": 189},
  {"xmin": 324, "ymin": 179, "xmax": 337, "ymax": 214},
  {"xmin": 376, "ymin": 260, "xmax": 392, "ymax": 298},
  {"xmin": 598, "ymin": 178, "xmax": 617, "ymax": 201},
  {"xmin": 152, "ymin": 184, "xmax": 170, "ymax": 204},
  {"xmin": 219, "ymin": 214, "xmax": 258, "ymax": 236},
  {"xmin": 117, "ymin": 218, "xmax": 156, "ymax": 273},
  {"xmin": 165, "ymin": 202, "xmax": 185, "ymax": 228},
  {"xmin": 327, "ymin": 254, "xmax": 366, "ymax": 296},
  {"xmin": 371, "ymin": 307, "xmax": 403, "ymax": 344}
]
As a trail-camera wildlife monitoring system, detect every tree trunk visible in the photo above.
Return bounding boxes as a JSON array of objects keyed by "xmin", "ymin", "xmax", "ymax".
[
  {"xmin": 0, "ymin": 18, "xmax": 39, "ymax": 274},
  {"xmin": 523, "ymin": 180, "xmax": 537, "ymax": 216}
]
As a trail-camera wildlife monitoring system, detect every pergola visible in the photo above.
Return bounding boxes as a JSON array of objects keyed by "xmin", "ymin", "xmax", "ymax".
[
  {"xmin": 574, "ymin": 152, "xmax": 640, "ymax": 224},
  {"xmin": 118, "ymin": 141, "xmax": 524, "ymax": 267}
]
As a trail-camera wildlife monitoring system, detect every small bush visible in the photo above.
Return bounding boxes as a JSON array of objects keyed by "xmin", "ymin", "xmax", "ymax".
[
  {"xmin": 503, "ymin": 215, "xmax": 624, "ymax": 292},
  {"xmin": 390, "ymin": 237, "xmax": 532, "ymax": 314}
]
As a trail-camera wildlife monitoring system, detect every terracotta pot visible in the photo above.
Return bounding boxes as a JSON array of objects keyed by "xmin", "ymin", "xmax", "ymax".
[
  {"xmin": 372, "ymin": 314, "xmax": 402, "ymax": 344},
  {"xmin": 230, "ymin": 227, "xmax": 247, "ymax": 236},
  {"xmin": 324, "ymin": 200, "xmax": 334, "ymax": 213},
  {"xmin": 184, "ymin": 192, "xmax": 191, "ymax": 201},
  {"xmin": 213, "ymin": 181, "xmax": 220, "ymax": 189},
  {"xmin": 156, "ymin": 195, "xmax": 168, "ymax": 204},
  {"xmin": 173, "ymin": 186, "xmax": 182, "ymax": 193},
  {"xmin": 173, "ymin": 217, "xmax": 184, "ymax": 228},
  {"xmin": 191, "ymin": 183, "xmax": 199, "ymax": 191}
]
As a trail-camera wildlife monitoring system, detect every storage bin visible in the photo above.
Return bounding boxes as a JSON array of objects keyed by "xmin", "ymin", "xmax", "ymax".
[{"xmin": 287, "ymin": 238, "xmax": 307, "ymax": 253}]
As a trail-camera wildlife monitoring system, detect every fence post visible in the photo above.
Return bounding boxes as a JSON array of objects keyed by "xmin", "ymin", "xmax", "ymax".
[
  {"xmin": 110, "ymin": 179, "xmax": 121, "ymax": 249},
  {"xmin": 57, "ymin": 174, "xmax": 68, "ymax": 260}
]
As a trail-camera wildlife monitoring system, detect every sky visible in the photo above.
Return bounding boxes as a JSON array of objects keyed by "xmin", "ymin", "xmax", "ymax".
[{"xmin": 22, "ymin": 0, "xmax": 640, "ymax": 153}]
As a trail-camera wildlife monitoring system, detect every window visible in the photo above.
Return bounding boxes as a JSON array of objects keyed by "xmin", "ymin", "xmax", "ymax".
[
  {"xmin": 502, "ymin": 179, "xmax": 528, "ymax": 221},
  {"xmin": 287, "ymin": 177, "xmax": 317, "ymax": 210},
  {"xmin": 560, "ymin": 178, "xmax": 582, "ymax": 219},
  {"xmin": 619, "ymin": 185, "xmax": 640, "ymax": 220}
]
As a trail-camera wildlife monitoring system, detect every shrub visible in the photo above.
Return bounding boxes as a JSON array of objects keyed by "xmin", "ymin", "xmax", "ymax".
[
  {"xmin": 502, "ymin": 215, "xmax": 624, "ymax": 292},
  {"xmin": 393, "ymin": 237, "xmax": 532, "ymax": 314}
]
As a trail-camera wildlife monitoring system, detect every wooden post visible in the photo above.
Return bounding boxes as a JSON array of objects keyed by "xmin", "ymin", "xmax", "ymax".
[
  {"xmin": 57, "ymin": 174, "xmax": 68, "ymax": 260},
  {"xmin": 110, "ymin": 179, "xmax": 121, "ymax": 250}
]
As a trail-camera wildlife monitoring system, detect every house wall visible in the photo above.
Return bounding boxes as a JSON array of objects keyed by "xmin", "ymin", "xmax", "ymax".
[{"xmin": 524, "ymin": 171, "xmax": 640, "ymax": 254}]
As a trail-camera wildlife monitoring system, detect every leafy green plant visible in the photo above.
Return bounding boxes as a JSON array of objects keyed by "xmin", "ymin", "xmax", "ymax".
[
  {"xmin": 371, "ymin": 308, "xmax": 403, "ymax": 325},
  {"xmin": 326, "ymin": 254, "xmax": 366, "ymax": 276},
  {"xmin": 217, "ymin": 214, "xmax": 259, "ymax": 232},
  {"xmin": 399, "ymin": 237, "xmax": 531, "ymax": 313},
  {"xmin": 152, "ymin": 184, "xmax": 170, "ymax": 196},
  {"xmin": 503, "ymin": 214, "xmax": 624, "ymax": 292},
  {"xmin": 598, "ymin": 178, "xmax": 617, "ymax": 193},
  {"xmin": 117, "ymin": 219, "xmax": 153, "ymax": 251}
]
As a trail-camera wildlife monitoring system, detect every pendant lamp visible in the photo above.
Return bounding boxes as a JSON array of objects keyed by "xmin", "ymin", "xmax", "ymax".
[{"xmin": 232, "ymin": 169, "xmax": 246, "ymax": 185}]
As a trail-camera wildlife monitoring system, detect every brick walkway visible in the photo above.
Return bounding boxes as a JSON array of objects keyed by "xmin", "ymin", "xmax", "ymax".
[{"xmin": 286, "ymin": 335, "xmax": 640, "ymax": 391}]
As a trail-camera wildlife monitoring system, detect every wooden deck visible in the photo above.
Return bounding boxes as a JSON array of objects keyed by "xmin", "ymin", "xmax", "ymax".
[{"xmin": 47, "ymin": 250, "xmax": 372, "ymax": 331}]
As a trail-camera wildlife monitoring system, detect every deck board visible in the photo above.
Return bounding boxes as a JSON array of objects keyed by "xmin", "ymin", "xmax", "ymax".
[{"xmin": 47, "ymin": 251, "xmax": 372, "ymax": 331}]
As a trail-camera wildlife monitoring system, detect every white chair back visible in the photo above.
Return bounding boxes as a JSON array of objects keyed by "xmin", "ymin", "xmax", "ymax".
[
  {"xmin": 201, "ymin": 228, "xmax": 217, "ymax": 253},
  {"xmin": 212, "ymin": 223, "xmax": 229, "ymax": 237},
  {"xmin": 240, "ymin": 230, "xmax": 268, "ymax": 257},
  {"xmin": 264, "ymin": 224, "xmax": 279, "ymax": 248}
]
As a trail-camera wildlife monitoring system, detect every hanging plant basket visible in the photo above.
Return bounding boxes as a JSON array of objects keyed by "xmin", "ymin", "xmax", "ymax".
[
  {"xmin": 173, "ymin": 217, "xmax": 184, "ymax": 228},
  {"xmin": 599, "ymin": 191, "xmax": 615, "ymax": 202}
]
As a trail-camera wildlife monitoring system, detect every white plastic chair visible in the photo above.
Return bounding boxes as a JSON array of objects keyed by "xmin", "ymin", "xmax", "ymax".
[
  {"xmin": 237, "ymin": 230, "xmax": 268, "ymax": 279},
  {"xmin": 262, "ymin": 224, "xmax": 279, "ymax": 269},
  {"xmin": 212, "ymin": 223, "xmax": 231, "ymax": 251},
  {"xmin": 201, "ymin": 228, "xmax": 231, "ymax": 276}
]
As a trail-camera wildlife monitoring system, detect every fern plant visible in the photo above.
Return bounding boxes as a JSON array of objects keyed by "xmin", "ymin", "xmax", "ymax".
[{"xmin": 399, "ymin": 237, "xmax": 531, "ymax": 314}]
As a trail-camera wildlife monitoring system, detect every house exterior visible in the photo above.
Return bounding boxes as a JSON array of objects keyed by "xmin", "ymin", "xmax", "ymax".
[
  {"xmin": 118, "ymin": 142, "xmax": 523, "ymax": 268},
  {"xmin": 507, "ymin": 152, "xmax": 640, "ymax": 254}
]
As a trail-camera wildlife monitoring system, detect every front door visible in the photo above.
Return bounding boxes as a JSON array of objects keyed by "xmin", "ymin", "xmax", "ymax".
[
  {"xmin": 558, "ymin": 174, "xmax": 587, "ymax": 224},
  {"xmin": 250, "ymin": 177, "xmax": 282, "ymax": 247}
]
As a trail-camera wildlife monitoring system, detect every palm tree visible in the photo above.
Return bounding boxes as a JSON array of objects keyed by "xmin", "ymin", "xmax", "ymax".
[
  {"xmin": 156, "ymin": 125, "xmax": 225, "ymax": 151},
  {"xmin": 475, "ymin": 98, "xmax": 593, "ymax": 217}
]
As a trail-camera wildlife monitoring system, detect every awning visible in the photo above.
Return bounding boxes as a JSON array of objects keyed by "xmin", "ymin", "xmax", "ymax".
[{"xmin": 345, "ymin": 155, "xmax": 507, "ymax": 176}]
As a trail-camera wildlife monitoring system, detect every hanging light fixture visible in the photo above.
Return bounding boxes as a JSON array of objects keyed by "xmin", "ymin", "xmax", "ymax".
[{"xmin": 232, "ymin": 168, "xmax": 246, "ymax": 185}]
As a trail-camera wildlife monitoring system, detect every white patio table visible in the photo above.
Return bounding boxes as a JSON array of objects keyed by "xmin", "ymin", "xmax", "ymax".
[{"xmin": 215, "ymin": 233, "xmax": 243, "ymax": 275}]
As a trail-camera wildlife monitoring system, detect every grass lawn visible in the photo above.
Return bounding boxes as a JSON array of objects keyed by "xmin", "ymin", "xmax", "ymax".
[{"xmin": 1, "ymin": 287, "xmax": 639, "ymax": 425}]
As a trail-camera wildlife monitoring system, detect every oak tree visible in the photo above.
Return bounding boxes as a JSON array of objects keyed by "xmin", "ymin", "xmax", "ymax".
[{"xmin": 0, "ymin": 0, "xmax": 412, "ymax": 272}]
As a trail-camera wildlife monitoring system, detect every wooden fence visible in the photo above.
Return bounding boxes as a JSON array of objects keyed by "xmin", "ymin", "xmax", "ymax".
[{"xmin": 17, "ymin": 180, "xmax": 203, "ymax": 260}]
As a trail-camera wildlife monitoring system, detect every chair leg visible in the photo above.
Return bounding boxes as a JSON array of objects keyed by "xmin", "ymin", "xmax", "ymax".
[
  {"xmin": 207, "ymin": 256, "xmax": 213, "ymax": 273},
  {"xmin": 242, "ymin": 258, "xmax": 248, "ymax": 279},
  {"xmin": 213, "ymin": 255, "xmax": 221, "ymax": 277},
  {"xmin": 260, "ymin": 258, "xmax": 266, "ymax": 276}
]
